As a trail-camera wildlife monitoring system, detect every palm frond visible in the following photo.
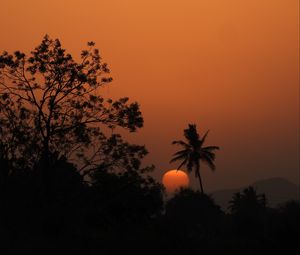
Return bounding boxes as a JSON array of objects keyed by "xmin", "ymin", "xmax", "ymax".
[
  {"xmin": 169, "ymin": 154, "xmax": 187, "ymax": 163},
  {"xmin": 177, "ymin": 158, "xmax": 187, "ymax": 170},
  {"xmin": 202, "ymin": 146, "xmax": 220, "ymax": 151},
  {"xmin": 201, "ymin": 150, "xmax": 216, "ymax": 161},
  {"xmin": 201, "ymin": 154, "xmax": 216, "ymax": 171},
  {"xmin": 171, "ymin": 140, "xmax": 189, "ymax": 147},
  {"xmin": 200, "ymin": 130, "xmax": 209, "ymax": 146},
  {"xmin": 172, "ymin": 149, "xmax": 190, "ymax": 157}
]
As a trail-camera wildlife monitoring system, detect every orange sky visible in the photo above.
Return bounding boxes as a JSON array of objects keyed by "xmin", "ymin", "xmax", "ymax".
[{"xmin": 1, "ymin": 0, "xmax": 299, "ymax": 191}]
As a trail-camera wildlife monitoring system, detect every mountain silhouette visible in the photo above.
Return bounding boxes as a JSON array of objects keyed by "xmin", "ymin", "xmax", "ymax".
[{"xmin": 212, "ymin": 177, "xmax": 299, "ymax": 210}]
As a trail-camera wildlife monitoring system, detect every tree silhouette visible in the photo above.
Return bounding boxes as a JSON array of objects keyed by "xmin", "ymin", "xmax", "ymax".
[
  {"xmin": 83, "ymin": 133, "xmax": 153, "ymax": 175},
  {"xmin": 229, "ymin": 186, "xmax": 267, "ymax": 214},
  {"xmin": 268, "ymin": 200, "xmax": 300, "ymax": 252},
  {"xmin": 229, "ymin": 186, "xmax": 267, "ymax": 239},
  {"xmin": 165, "ymin": 188, "xmax": 224, "ymax": 239},
  {"xmin": 170, "ymin": 124, "xmax": 219, "ymax": 193},
  {"xmin": 88, "ymin": 167, "xmax": 164, "ymax": 228},
  {"xmin": 0, "ymin": 35, "xmax": 143, "ymax": 175},
  {"xmin": 0, "ymin": 36, "xmax": 165, "ymax": 254}
]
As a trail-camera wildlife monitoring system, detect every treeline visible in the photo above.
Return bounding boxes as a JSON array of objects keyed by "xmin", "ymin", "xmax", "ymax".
[{"xmin": 0, "ymin": 161, "xmax": 299, "ymax": 254}]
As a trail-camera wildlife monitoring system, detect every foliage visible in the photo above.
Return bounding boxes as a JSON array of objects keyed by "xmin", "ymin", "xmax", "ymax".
[
  {"xmin": 165, "ymin": 188, "xmax": 224, "ymax": 238},
  {"xmin": 0, "ymin": 35, "xmax": 143, "ymax": 172},
  {"xmin": 229, "ymin": 186, "xmax": 267, "ymax": 214},
  {"xmin": 170, "ymin": 124, "xmax": 219, "ymax": 193},
  {"xmin": 267, "ymin": 200, "xmax": 300, "ymax": 249},
  {"xmin": 229, "ymin": 186, "xmax": 267, "ymax": 238},
  {"xmin": 87, "ymin": 168, "xmax": 164, "ymax": 228},
  {"xmin": 79, "ymin": 133, "xmax": 153, "ymax": 175}
]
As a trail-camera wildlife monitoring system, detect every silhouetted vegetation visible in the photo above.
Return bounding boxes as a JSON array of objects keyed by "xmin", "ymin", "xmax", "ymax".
[
  {"xmin": 0, "ymin": 37, "xmax": 299, "ymax": 254},
  {"xmin": 170, "ymin": 124, "xmax": 220, "ymax": 193},
  {"xmin": 165, "ymin": 188, "xmax": 224, "ymax": 239},
  {"xmin": 228, "ymin": 186, "xmax": 268, "ymax": 243}
]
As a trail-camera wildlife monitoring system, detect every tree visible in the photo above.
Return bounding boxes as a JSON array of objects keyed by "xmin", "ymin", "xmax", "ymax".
[
  {"xmin": 88, "ymin": 167, "xmax": 164, "ymax": 228},
  {"xmin": 165, "ymin": 188, "xmax": 223, "ymax": 238},
  {"xmin": 229, "ymin": 186, "xmax": 267, "ymax": 238},
  {"xmin": 229, "ymin": 186, "xmax": 267, "ymax": 215},
  {"xmin": 268, "ymin": 200, "xmax": 300, "ymax": 250},
  {"xmin": 0, "ymin": 35, "xmax": 143, "ymax": 174},
  {"xmin": 170, "ymin": 124, "xmax": 219, "ymax": 194}
]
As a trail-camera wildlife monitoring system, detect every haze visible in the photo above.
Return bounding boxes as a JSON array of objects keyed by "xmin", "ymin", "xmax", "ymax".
[{"xmin": 1, "ymin": 0, "xmax": 299, "ymax": 191}]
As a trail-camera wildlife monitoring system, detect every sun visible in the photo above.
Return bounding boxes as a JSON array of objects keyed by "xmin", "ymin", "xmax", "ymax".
[{"xmin": 162, "ymin": 169, "xmax": 189, "ymax": 193}]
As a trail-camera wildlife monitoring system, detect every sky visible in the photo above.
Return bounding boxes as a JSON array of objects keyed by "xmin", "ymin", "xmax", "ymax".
[{"xmin": 0, "ymin": 0, "xmax": 299, "ymax": 191}]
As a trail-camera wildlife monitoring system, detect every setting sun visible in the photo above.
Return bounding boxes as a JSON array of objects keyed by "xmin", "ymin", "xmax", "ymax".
[{"xmin": 162, "ymin": 169, "xmax": 189, "ymax": 193}]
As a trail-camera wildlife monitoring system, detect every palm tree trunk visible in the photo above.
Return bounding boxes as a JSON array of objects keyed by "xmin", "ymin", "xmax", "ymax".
[{"xmin": 196, "ymin": 162, "xmax": 204, "ymax": 194}]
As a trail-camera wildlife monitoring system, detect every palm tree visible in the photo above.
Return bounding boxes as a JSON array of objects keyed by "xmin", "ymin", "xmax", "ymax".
[
  {"xmin": 229, "ymin": 186, "xmax": 267, "ymax": 215},
  {"xmin": 170, "ymin": 124, "xmax": 219, "ymax": 194},
  {"xmin": 228, "ymin": 186, "xmax": 267, "ymax": 238}
]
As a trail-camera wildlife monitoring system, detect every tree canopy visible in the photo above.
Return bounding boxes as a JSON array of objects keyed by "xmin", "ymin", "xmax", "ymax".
[{"xmin": 0, "ymin": 35, "xmax": 144, "ymax": 173}]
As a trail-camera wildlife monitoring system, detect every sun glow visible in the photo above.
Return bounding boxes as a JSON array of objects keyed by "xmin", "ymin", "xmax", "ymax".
[{"xmin": 162, "ymin": 169, "xmax": 189, "ymax": 193}]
